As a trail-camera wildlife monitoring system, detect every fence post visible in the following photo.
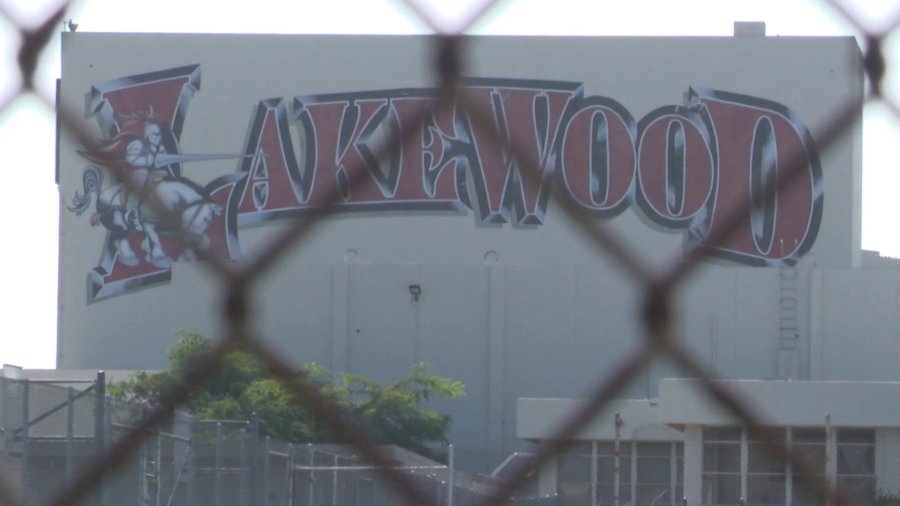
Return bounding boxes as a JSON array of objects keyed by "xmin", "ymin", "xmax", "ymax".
[
  {"xmin": 307, "ymin": 444, "xmax": 315, "ymax": 506},
  {"xmin": 240, "ymin": 428, "xmax": 248, "ymax": 506},
  {"xmin": 21, "ymin": 379, "xmax": 29, "ymax": 506},
  {"xmin": 332, "ymin": 453, "xmax": 338, "ymax": 506},
  {"xmin": 825, "ymin": 414, "xmax": 834, "ymax": 506},
  {"xmin": 447, "ymin": 444, "xmax": 454, "ymax": 506},
  {"xmin": 263, "ymin": 436, "xmax": 271, "ymax": 506},
  {"xmin": 156, "ymin": 432, "xmax": 163, "ymax": 506},
  {"xmin": 785, "ymin": 429, "xmax": 793, "ymax": 506},
  {"xmin": 631, "ymin": 441, "xmax": 637, "ymax": 505},
  {"xmin": 285, "ymin": 443, "xmax": 296, "ymax": 506},
  {"xmin": 669, "ymin": 443, "xmax": 677, "ymax": 506},
  {"xmin": 215, "ymin": 422, "xmax": 223, "ymax": 506},
  {"xmin": 591, "ymin": 441, "xmax": 598, "ymax": 506},
  {"xmin": 66, "ymin": 387, "xmax": 74, "ymax": 484},
  {"xmin": 95, "ymin": 371, "xmax": 106, "ymax": 506},
  {"xmin": 1, "ymin": 379, "xmax": 8, "ymax": 449},
  {"xmin": 140, "ymin": 436, "xmax": 148, "ymax": 506},
  {"xmin": 185, "ymin": 415, "xmax": 195, "ymax": 506},
  {"xmin": 249, "ymin": 412, "xmax": 260, "ymax": 506},
  {"xmin": 614, "ymin": 412, "xmax": 622, "ymax": 506}
]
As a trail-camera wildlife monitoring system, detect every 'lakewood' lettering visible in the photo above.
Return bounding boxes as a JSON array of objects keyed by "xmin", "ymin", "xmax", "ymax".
[{"xmin": 75, "ymin": 66, "xmax": 822, "ymax": 300}]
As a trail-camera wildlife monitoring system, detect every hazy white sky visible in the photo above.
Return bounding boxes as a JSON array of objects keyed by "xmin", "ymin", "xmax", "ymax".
[{"xmin": 0, "ymin": 0, "xmax": 898, "ymax": 369}]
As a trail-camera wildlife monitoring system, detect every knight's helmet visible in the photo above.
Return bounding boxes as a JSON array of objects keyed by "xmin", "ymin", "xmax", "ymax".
[{"xmin": 142, "ymin": 122, "xmax": 163, "ymax": 149}]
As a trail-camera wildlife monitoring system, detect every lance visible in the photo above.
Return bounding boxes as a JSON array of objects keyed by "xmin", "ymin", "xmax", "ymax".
[{"xmin": 153, "ymin": 152, "xmax": 261, "ymax": 169}]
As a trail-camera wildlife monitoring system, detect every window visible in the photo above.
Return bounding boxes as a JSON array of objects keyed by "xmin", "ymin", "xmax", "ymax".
[
  {"xmin": 557, "ymin": 441, "xmax": 683, "ymax": 506},
  {"xmin": 597, "ymin": 442, "xmax": 632, "ymax": 506},
  {"xmin": 746, "ymin": 429, "xmax": 785, "ymax": 506},
  {"xmin": 703, "ymin": 427, "xmax": 742, "ymax": 506},
  {"xmin": 559, "ymin": 443, "xmax": 592, "ymax": 506},
  {"xmin": 836, "ymin": 429, "xmax": 875, "ymax": 504},
  {"xmin": 700, "ymin": 427, "xmax": 876, "ymax": 506},
  {"xmin": 635, "ymin": 442, "xmax": 682, "ymax": 506},
  {"xmin": 791, "ymin": 428, "xmax": 826, "ymax": 506}
]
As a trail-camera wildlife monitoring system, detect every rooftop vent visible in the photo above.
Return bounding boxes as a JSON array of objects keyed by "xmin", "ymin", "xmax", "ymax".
[{"xmin": 734, "ymin": 21, "xmax": 766, "ymax": 37}]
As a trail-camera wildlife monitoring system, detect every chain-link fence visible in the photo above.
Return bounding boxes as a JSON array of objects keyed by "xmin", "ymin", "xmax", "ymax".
[
  {"xmin": 1, "ymin": 376, "xmax": 523, "ymax": 506},
  {"xmin": 1, "ymin": 1, "xmax": 898, "ymax": 506},
  {"xmin": 0, "ymin": 374, "xmax": 535, "ymax": 506}
]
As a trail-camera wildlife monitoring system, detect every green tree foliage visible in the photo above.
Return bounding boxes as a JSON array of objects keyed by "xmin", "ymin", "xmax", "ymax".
[{"xmin": 109, "ymin": 331, "xmax": 464, "ymax": 460}]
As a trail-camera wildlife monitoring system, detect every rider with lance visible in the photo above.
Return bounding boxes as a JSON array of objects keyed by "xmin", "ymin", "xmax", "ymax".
[
  {"xmin": 72, "ymin": 108, "xmax": 258, "ymax": 269},
  {"xmin": 122, "ymin": 121, "xmax": 170, "ymax": 230}
]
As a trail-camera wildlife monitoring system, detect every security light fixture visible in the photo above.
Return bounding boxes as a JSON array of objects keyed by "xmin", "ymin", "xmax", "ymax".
[{"xmin": 408, "ymin": 284, "xmax": 422, "ymax": 303}]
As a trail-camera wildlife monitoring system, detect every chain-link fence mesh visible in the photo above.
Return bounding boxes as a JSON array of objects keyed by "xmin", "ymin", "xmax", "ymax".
[
  {"xmin": 1, "ymin": 1, "xmax": 898, "ymax": 505},
  {"xmin": 1, "ymin": 377, "xmax": 521, "ymax": 506}
]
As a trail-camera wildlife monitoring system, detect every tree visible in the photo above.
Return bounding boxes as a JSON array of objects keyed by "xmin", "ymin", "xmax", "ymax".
[{"xmin": 109, "ymin": 331, "xmax": 465, "ymax": 460}]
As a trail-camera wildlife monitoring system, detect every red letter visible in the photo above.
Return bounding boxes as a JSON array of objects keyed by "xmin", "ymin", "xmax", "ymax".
[
  {"xmin": 559, "ymin": 97, "xmax": 636, "ymax": 217},
  {"xmin": 462, "ymin": 83, "xmax": 575, "ymax": 224},
  {"xmin": 237, "ymin": 98, "xmax": 307, "ymax": 219},
  {"xmin": 636, "ymin": 106, "xmax": 716, "ymax": 229},
  {"xmin": 697, "ymin": 87, "xmax": 822, "ymax": 265},
  {"xmin": 298, "ymin": 97, "xmax": 400, "ymax": 206}
]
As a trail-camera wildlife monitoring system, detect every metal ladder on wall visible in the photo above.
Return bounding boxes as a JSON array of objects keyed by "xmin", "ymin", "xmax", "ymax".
[{"xmin": 777, "ymin": 267, "xmax": 799, "ymax": 379}]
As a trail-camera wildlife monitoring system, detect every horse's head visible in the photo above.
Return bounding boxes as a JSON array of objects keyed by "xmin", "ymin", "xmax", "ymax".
[{"xmin": 181, "ymin": 201, "xmax": 223, "ymax": 237}]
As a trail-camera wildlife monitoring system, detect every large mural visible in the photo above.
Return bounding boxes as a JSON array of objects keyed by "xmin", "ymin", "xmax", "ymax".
[{"xmin": 67, "ymin": 65, "xmax": 823, "ymax": 301}]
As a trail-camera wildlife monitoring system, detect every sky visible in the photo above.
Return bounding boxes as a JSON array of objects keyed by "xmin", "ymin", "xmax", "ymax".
[{"xmin": 0, "ymin": 0, "xmax": 898, "ymax": 369}]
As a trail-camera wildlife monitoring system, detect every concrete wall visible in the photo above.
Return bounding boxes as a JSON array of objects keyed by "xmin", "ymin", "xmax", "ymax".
[
  {"xmin": 56, "ymin": 259, "xmax": 900, "ymax": 470},
  {"xmin": 61, "ymin": 258, "xmax": 883, "ymax": 470},
  {"xmin": 814, "ymin": 268, "xmax": 900, "ymax": 381},
  {"xmin": 659, "ymin": 378, "xmax": 900, "ymax": 427}
]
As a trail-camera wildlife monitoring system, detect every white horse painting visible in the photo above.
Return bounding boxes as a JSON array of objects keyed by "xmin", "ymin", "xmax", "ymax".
[{"xmin": 69, "ymin": 165, "xmax": 223, "ymax": 269}]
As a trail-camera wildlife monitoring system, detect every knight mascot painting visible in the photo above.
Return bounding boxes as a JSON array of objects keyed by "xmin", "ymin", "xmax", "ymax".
[
  {"xmin": 69, "ymin": 106, "xmax": 226, "ymax": 271},
  {"xmin": 69, "ymin": 107, "xmax": 228, "ymax": 272}
]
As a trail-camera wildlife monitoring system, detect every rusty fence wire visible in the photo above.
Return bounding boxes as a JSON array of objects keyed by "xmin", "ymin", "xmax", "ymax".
[{"xmin": 0, "ymin": 0, "xmax": 897, "ymax": 506}]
